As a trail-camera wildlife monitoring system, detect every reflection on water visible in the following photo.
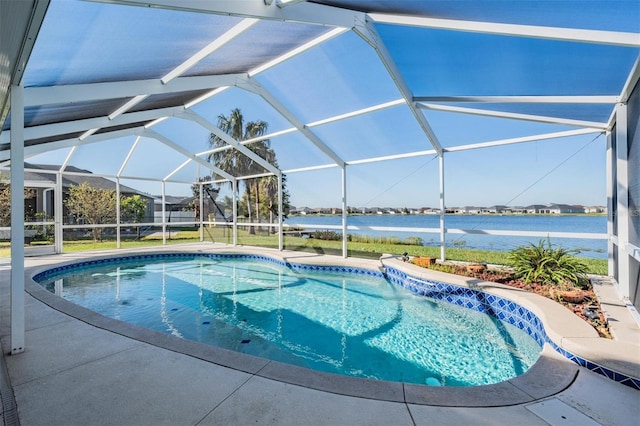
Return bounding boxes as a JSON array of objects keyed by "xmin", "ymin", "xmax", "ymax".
[{"xmin": 39, "ymin": 256, "xmax": 542, "ymax": 387}]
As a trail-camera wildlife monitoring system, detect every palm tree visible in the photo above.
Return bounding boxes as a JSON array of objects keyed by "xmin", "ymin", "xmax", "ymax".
[
  {"xmin": 206, "ymin": 108, "xmax": 270, "ymax": 234},
  {"xmin": 248, "ymin": 143, "xmax": 275, "ymax": 227}
]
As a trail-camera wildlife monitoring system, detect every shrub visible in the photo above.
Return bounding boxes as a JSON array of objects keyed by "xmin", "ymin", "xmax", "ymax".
[
  {"xmin": 403, "ymin": 236, "xmax": 424, "ymax": 246},
  {"xmin": 508, "ymin": 238, "xmax": 589, "ymax": 289},
  {"xmin": 313, "ymin": 230, "xmax": 342, "ymax": 241}
]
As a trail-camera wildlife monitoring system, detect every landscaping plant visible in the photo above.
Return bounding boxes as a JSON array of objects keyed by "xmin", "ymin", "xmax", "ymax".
[{"xmin": 508, "ymin": 238, "xmax": 590, "ymax": 289}]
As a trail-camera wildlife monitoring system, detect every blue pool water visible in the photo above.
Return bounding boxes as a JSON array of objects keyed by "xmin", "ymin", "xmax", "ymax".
[{"xmin": 35, "ymin": 254, "xmax": 542, "ymax": 387}]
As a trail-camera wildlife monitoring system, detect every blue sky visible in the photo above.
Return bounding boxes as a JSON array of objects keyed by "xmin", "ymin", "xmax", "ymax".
[{"xmin": 25, "ymin": 0, "xmax": 636, "ymax": 209}]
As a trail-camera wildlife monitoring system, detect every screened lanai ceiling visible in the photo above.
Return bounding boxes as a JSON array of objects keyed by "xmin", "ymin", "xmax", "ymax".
[{"xmin": 1, "ymin": 0, "xmax": 639, "ymax": 181}]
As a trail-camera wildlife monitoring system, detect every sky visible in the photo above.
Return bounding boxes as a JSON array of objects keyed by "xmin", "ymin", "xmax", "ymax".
[{"xmin": 23, "ymin": 0, "xmax": 638, "ymax": 209}]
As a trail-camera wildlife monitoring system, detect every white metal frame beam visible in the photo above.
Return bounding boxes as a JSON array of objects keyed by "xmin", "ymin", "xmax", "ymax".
[
  {"xmin": 95, "ymin": 18, "xmax": 258, "ymax": 132},
  {"xmin": 2, "ymin": 127, "xmax": 144, "ymax": 160},
  {"xmin": 91, "ymin": 0, "xmax": 360, "ymax": 28},
  {"xmin": 163, "ymin": 158, "xmax": 192, "ymax": 181},
  {"xmin": 609, "ymin": 55, "xmax": 640, "ymax": 129},
  {"xmin": 614, "ymin": 104, "xmax": 631, "ymax": 298},
  {"xmin": 413, "ymin": 95, "xmax": 620, "ymax": 104},
  {"xmin": 276, "ymin": 0, "xmax": 306, "ymax": 7},
  {"xmin": 368, "ymin": 13, "xmax": 640, "ymax": 47},
  {"xmin": 306, "ymin": 99, "xmax": 405, "ymax": 127},
  {"xmin": 619, "ymin": 56, "xmax": 640, "ymax": 104},
  {"xmin": 239, "ymin": 78, "xmax": 346, "ymax": 167},
  {"xmin": 178, "ymin": 110, "xmax": 281, "ymax": 175},
  {"xmin": 142, "ymin": 129, "xmax": 236, "ymax": 182},
  {"xmin": 162, "ymin": 19, "xmax": 259, "ymax": 84},
  {"xmin": 9, "ymin": 84, "xmax": 25, "ymax": 354},
  {"xmin": 23, "ymin": 74, "xmax": 246, "ymax": 107},
  {"xmin": 117, "ymin": 136, "xmax": 141, "ymax": 177},
  {"xmin": 248, "ymin": 26, "xmax": 348, "ymax": 76},
  {"xmin": 0, "ymin": 106, "xmax": 183, "ymax": 144},
  {"xmin": 417, "ymin": 103, "xmax": 608, "ymax": 130},
  {"xmin": 444, "ymin": 128, "xmax": 602, "ymax": 152},
  {"xmin": 354, "ymin": 18, "xmax": 444, "ymax": 156},
  {"xmin": 38, "ymin": 19, "xmax": 259, "ymax": 140}
]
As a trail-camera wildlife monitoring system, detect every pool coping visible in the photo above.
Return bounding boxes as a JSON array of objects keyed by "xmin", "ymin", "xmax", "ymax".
[{"xmin": 23, "ymin": 245, "xmax": 639, "ymax": 406}]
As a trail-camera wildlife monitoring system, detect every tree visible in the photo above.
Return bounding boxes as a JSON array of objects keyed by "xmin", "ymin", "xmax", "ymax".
[
  {"xmin": 257, "ymin": 160, "xmax": 290, "ymax": 227},
  {"xmin": 0, "ymin": 180, "xmax": 36, "ymax": 227},
  {"xmin": 206, "ymin": 108, "xmax": 270, "ymax": 234},
  {"xmin": 65, "ymin": 182, "xmax": 117, "ymax": 241},
  {"xmin": 120, "ymin": 194, "xmax": 148, "ymax": 238},
  {"xmin": 190, "ymin": 176, "xmax": 230, "ymax": 223}
]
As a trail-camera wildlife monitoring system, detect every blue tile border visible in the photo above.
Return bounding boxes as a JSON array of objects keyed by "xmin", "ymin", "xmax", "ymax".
[
  {"xmin": 32, "ymin": 252, "xmax": 385, "ymax": 284},
  {"xmin": 385, "ymin": 265, "xmax": 640, "ymax": 391},
  {"xmin": 31, "ymin": 252, "xmax": 639, "ymax": 391}
]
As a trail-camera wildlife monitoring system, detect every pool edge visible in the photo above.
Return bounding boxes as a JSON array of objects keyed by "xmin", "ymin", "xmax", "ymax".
[{"xmin": 23, "ymin": 247, "xmax": 639, "ymax": 405}]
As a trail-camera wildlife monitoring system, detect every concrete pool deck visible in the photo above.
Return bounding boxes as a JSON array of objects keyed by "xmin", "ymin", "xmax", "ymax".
[{"xmin": 1, "ymin": 243, "xmax": 638, "ymax": 425}]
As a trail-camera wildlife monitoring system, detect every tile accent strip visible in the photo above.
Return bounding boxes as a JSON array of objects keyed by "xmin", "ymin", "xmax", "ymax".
[
  {"xmin": 31, "ymin": 252, "xmax": 639, "ymax": 391},
  {"xmin": 384, "ymin": 265, "xmax": 640, "ymax": 391}
]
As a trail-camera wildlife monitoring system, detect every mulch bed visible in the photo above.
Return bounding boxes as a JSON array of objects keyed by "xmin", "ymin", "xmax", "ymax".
[{"xmin": 420, "ymin": 263, "xmax": 611, "ymax": 338}]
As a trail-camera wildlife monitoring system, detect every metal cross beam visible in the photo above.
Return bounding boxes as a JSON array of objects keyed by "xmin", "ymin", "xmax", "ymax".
[
  {"xmin": 354, "ymin": 18, "xmax": 444, "ymax": 156},
  {"xmin": 368, "ymin": 13, "xmax": 640, "ymax": 47},
  {"xmin": 239, "ymin": 78, "xmax": 346, "ymax": 168}
]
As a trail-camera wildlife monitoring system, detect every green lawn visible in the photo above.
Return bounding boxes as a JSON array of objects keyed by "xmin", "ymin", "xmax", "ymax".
[{"xmin": 0, "ymin": 227, "xmax": 608, "ymax": 275}]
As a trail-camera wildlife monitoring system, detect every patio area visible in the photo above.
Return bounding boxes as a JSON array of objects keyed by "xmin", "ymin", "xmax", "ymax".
[
  {"xmin": 1, "ymin": 243, "xmax": 638, "ymax": 425},
  {"xmin": 1, "ymin": 1, "xmax": 639, "ymax": 424}
]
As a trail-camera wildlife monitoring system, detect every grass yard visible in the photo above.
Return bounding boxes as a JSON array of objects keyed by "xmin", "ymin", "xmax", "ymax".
[{"xmin": 0, "ymin": 227, "xmax": 608, "ymax": 275}]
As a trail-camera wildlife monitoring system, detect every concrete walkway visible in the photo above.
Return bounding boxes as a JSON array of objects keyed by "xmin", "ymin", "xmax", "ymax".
[{"xmin": 1, "ymin": 244, "xmax": 638, "ymax": 425}]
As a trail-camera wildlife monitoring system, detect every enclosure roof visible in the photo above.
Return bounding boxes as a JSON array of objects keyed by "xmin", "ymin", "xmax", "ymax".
[{"xmin": 1, "ymin": 0, "xmax": 638, "ymax": 178}]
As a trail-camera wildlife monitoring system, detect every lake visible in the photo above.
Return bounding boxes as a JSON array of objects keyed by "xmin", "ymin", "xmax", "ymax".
[{"xmin": 284, "ymin": 214, "xmax": 608, "ymax": 259}]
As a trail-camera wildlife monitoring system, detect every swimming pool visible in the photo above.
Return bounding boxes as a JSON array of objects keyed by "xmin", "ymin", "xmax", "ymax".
[{"xmin": 34, "ymin": 253, "xmax": 542, "ymax": 387}]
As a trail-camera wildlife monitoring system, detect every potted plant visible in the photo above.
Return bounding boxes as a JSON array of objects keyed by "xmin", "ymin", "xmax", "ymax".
[
  {"xmin": 413, "ymin": 256, "xmax": 437, "ymax": 267},
  {"xmin": 466, "ymin": 262, "xmax": 487, "ymax": 273},
  {"xmin": 552, "ymin": 285, "xmax": 586, "ymax": 303}
]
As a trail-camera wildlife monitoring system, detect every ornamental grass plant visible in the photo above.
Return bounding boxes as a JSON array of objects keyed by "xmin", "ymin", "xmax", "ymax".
[{"xmin": 508, "ymin": 238, "xmax": 590, "ymax": 289}]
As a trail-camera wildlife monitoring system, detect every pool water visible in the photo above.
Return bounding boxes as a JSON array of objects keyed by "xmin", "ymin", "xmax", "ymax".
[{"xmin": 37, "ymin": 255, "xmax": 542, "ymax": 387}]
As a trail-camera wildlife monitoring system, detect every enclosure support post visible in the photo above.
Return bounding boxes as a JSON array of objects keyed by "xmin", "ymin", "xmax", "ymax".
[
  {"xmin": 54, "ymin": 171, "xmax": 63, "ymax": 253},
  {"xmin": 10, "ymin": 84, "xmax": 25, "ymax": 354},
  {"xmin": 199, "ymin": 182, "xmax": 204, "ymax": 242},
  {"xmin": 232, "ymin": 179, "xmax": 238, "ymax": 246},
  {"xmin": 161, "ymin": 181, "xmax": 167, "ymax": 245},
  {"xmin": 116, "ymin": 178, "xmax": 121, "ymax": 248},
  {"xmin": 278, "ymin": 173, "xmax": 284, "ymax": 251},
  {"xmin": 606, "ymin": 130, "xmax": 615, "ymax": 277},
  {"xmin": 615, "ymin": 103, "xmax": 630, "ymax": 298},
  {"xmin": 341, "ymin": 166, "xmax": 348, "ymax": 258},
  {"xmin": 439, "ymin": 154, "xmax": 446, "ymax": 261}
]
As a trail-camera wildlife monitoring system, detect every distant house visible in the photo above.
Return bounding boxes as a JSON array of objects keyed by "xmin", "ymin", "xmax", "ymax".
[
  {"xmin": 292, "ymin": 206, "xmax": 314, "ymax": 215},
  {"xmin": 18, "ymin": 163, "xmax": 154, "ymax": 224},
  {"xmin": 483, "ymin": 205, "xmax": 507, "ymax": 214},
  {"xmin": 461, "ymin": 206, "xmax": 482, "ymax": 214},
  {"xmin": 154, "ymin": 195, "xmax": 194, "ymax": 212},
  {"xmin": 355, "ymin": 207, "xmax": 376, "ymax": 214},
  {"xmin": 541, "ymin": 203, "xmax": 584, "ymax": 214},
  {"xmin": 153, "ymin": 195, "xmax": 197, "ymax": 225},
  {"xmin": 524, "ymin": 204, "xmax": 547, "ymax": 214},
  {"xmin": 585, "ymin": 206, "xmax": 607, "ymax": 213}
]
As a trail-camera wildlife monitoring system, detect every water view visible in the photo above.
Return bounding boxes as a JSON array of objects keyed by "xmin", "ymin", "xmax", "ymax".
[{"xmin": 285, "ymin": 214, "xmax": 607, "ymax": 259}]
